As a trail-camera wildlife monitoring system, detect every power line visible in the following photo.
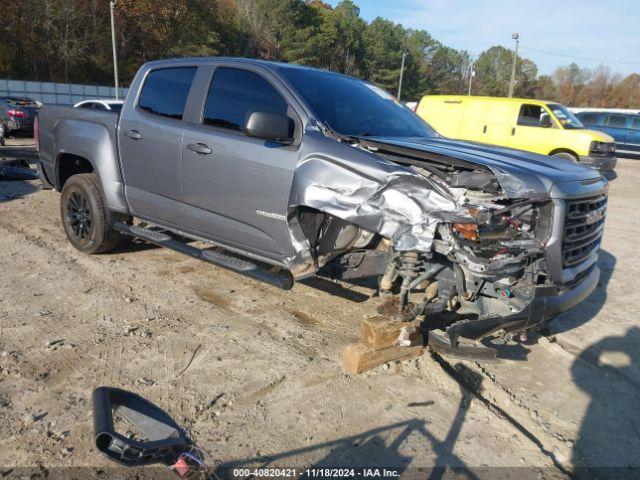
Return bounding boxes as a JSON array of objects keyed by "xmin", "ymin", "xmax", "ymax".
[{"xmin": 520, "ymin": 46, "xmax": 640, "ymax": 66}]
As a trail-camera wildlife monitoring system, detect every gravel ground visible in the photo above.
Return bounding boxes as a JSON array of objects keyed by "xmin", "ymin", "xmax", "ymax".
[{"xmin": 1, "ymin": 139, "xmax": 638, "ymax": 479}]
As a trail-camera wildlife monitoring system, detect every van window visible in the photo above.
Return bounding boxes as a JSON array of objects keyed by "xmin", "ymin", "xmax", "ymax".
[
  {"xmin": 138, "ymin": 67, "xmax": 197, "ymax": 120},
  {"xmin": 631, "ymin": 117, "xmax": 640, "ymax": 130},
  {"xmin": 204, "ymin": 67, "xmax": 288, "ymax": 131},
  {"xmin": 517, "ymin": 104, "xmax": 545, "ymax": 127},
  {"xmin": 605, "ymin": 114, "xmax": 628, "ymax": 128},
  {"xmin": 578, "ymin": 112, "xmax": 600, "ymax": 125}
]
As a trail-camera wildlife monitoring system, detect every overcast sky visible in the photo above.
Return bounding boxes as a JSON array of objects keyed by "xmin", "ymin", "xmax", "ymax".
[{"xmin": 328, "ymin": 0, "xmax": 640, "ymax": 77}]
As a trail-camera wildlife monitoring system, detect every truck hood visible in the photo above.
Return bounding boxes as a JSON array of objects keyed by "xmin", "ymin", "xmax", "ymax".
[{"xmin": 362, "ymin": 135, "xmax": 602, "ymax": 199}]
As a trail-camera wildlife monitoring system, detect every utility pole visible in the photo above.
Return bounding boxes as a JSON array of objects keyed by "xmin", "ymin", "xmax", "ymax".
[
  {"xmin": 508, "ymin": 32, "xmax": 519, "ymax": 98},
  {"xmin": 110, "ymin": 1, "xmax": 120, "ymax": 100},
  {"xmin": 467, "ymin": 59, "xmax": 475, "ymax": 96},
  {"xmin": 397, "ymin": 52, "xmax": 407, "ymax": 101}
]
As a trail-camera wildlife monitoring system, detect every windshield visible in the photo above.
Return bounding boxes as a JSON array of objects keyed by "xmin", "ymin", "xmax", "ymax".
[
  {"xmin": 281, "ymin": 68, "xmax": 436, "ymax": 138},
  {"xmin": 547, "ymin": 103, "xmax": 583, "ymax": 129}
]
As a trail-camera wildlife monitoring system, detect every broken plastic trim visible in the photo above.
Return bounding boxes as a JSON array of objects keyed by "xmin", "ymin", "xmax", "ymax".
[{"xmin": 92, "ymin": 386, "xmax": 189, "ymax": 467}]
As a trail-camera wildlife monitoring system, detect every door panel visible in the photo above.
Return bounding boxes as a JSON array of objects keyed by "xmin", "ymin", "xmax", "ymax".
[
  {"xmin": 181, "ymin": 127, "xmax": 298, "ymax": 257},
  {"xmin": 459, "ymin": 100, "xmax": 487, "ymax": 142},
  {"xmin": 118, "ymin": 67, "xmax": 197, "ymax": 225},
  {"xmin": 180, "ymin": 66, "xmax": 299, "ymax": 259},
  {"xmin": 482, "ymin": 102, "xmax": 516, "ymax": 146},
  {"xmin": 509, "ymin": 104, "xmax": 553, "ymax": 154}
]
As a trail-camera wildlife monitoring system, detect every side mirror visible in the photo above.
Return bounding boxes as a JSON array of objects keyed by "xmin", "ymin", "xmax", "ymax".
[
  {"xmin": 92, "ymin": 386, "xmax": 189, "ymax": 467},
  {"xmin": 540, "ymin": 114, "xmax": 553, "ymax": 128},
  {"xmin": 245, "ymin": 111, "xmax": 294, "ymax": 144}
]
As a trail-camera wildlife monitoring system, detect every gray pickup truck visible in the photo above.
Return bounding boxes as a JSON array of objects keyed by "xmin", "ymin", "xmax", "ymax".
[{"xmin": 37, "ymin": 58, "xmax": 608, "ymax": 359}]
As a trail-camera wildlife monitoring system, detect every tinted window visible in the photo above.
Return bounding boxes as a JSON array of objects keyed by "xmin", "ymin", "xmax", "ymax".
[
  {"xmin": 109, "ymin": 103, "xmax": 123, "ymax": 113},
  {"xmin": 78, "ymin": 103, "xmax": 94, "ymax": 109},
  {"xmin": 631, "ymin": 117, "xmax": 640, "ymax": 130},
  {"xmin": 94, "ymin": 103, "xmax": 107, "ymax": 110},
  {"xmin": 517, "ymin": 104, "xmax": 544, "ymax": 127},
  {"xmin": 138, "ymin": 67, "xmax": 197, "ymax": 120},
  {"xmin": 204, "ymin": 68, "xmax": 288, "ymax": 131},
  {"xmin": 281, "ymin": 68, "xmax": 435, "ymax": 138},
  {"xmin": 606, "ymin": 114, "xmax": 628, "ymax": 128},
  {"xmin": 578, "ymin": 112, "xmax": 600, "ymax": 125}
]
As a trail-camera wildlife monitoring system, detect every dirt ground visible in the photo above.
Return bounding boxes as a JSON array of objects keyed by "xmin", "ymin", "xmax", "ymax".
[{"xmin": 1, "ymin": 139, "xmax": 639, "ymax": 479}]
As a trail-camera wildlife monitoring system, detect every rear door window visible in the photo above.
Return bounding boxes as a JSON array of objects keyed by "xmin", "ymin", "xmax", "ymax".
[
  {"xmin": 203, "ymin": 67, "xmax": 288, "ymax": 131},
  {"xmin": 517, "ymin": 104, "xmax": 544, "ymax": 127},
  {"xmin": 578, "ymin": 112, "xmax": 600, "ymax": 125},
  {"xmin": 630, "ymin": 117, "xmax": 640, "ymax": 130},
  {"xmin": 138, "ymin": 67, "xmax": 197, "ymax": 120},
  {"xmin": 605, "ymin": 114, "xmax": 628, "ymax": 128}
]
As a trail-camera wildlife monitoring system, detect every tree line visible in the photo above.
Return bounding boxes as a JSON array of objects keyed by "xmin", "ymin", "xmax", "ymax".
[{"xmin": 1, "ymin": 0, "xmax": 638, "ymax": 108}]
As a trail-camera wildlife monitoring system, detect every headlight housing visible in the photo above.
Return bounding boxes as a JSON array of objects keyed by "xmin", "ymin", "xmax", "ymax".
[{"xmin": 590, "ymin": 141, "xmax": 615, "ymax": 155}]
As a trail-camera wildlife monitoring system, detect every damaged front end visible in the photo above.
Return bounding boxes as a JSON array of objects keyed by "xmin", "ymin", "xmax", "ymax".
[{"xmin": 285, "ymin": 132, "xmax": 597, "ymax": 360}]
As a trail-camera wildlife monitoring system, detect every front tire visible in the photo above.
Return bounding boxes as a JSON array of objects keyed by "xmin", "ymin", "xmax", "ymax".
[
  {"xmin": 60, "ymin": 173, "xmax": 121, "ymax": 254},
  {"xmin": 552, "ymin": 152, "xmax": 578, "ymax": 161}
]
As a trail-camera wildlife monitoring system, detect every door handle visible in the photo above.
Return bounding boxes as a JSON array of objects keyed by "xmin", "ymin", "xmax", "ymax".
[
  {"xmin": 483, "ymin": 125, "xmax": 487, "ymax": 134},
  {"xmin": 125, "ymin": 129, "xmax": 142, "ymax": 140},
  {"xmin": 187, "ymin": 143, "xmax": 212, "ymax": 155},
  {"xmin": 511, "ymin": 127, "xmax": 516, "ymax": 135}
]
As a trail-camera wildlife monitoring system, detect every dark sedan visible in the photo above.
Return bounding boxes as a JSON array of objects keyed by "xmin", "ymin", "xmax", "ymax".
[{"xmin": 0, "ymin": 96, "xmax": 39, "ymax": 136}]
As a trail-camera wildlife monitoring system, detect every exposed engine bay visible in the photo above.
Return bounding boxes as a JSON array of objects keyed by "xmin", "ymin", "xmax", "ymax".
[{"xmin": 294, "ymin": 137, "xmax": 570, "ymax": 360}]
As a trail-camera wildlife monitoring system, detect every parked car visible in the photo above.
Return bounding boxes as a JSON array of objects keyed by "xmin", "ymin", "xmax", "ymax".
[
  {"xmin": 575, "ymin": 111, "xmax": 640, "ymax": 156},
  {"xmin": 416, "ymin": 95, "xmax": 617, "ymax": 174},
  {"xmin": 0, "ymin": 96, "xmax": 39, "ymax": 136},
  {"xmin": 36, "ymin": 58, "xmax": 608, "ymax": 359},
  {"xmin": 74, "ymin": 99, "xmax": 124, "ymax": 112}
]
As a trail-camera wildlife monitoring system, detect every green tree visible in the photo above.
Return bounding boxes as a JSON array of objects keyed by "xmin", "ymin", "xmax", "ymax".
[
  {"xmin": 474, "ymin": 46, "xmax": 536, "ymax": 97},
  {"xmin": 424, "ymin": 45, "xmax": 471, "ymax": 96}
]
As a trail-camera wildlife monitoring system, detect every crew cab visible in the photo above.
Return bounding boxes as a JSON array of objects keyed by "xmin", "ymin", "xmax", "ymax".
[{"xmin": 36, "ymin": 58, "xmax": 608, "ymax": 359}]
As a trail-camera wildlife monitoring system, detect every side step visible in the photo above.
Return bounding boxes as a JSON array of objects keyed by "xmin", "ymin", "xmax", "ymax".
[{"xmin": 113, "ymin": 222, "xmax": 294, "ymax": 290}]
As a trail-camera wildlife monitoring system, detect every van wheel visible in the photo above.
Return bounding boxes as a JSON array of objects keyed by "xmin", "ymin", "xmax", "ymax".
[
  {"xmin": 60, "ymin": 173, "xmax": 121, "ymax": 254},
  {"xmin": 552, "ymin": 152, "xmax": 578, "ymax": 161}
]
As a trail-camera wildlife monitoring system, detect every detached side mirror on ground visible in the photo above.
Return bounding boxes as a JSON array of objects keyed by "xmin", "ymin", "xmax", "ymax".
[{"xmin": 245, "ymin": 111, "xmax": 294, "ymax": 144}]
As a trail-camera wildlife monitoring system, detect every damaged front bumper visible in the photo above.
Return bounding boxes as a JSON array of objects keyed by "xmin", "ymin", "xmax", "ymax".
[{"xmin": 429, "ymin": 264, "xmax": 600, "ymax": 360}]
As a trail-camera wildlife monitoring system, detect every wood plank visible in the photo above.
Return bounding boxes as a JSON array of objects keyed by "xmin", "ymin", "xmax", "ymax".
[
  {"xmin": 361, "ymin": 316, "xmax": 421, "ymax": 350},
  {"xmin": 341, "ymin": 342, "xmax": 424, "ymax": 374}
]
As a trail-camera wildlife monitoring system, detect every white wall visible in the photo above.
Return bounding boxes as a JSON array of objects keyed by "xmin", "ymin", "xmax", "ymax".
[{"xmin": 0, "ymin": 79, "xmax": 128, "ymax": 105}]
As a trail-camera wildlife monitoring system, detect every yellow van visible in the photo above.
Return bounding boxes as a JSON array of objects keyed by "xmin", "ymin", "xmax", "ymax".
[{"xmin": 416, "ymin": 95, "xmax": 617, "ymax": 172}]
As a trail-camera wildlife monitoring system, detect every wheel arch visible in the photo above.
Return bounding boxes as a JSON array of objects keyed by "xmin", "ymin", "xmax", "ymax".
[{"xmin": 548, "ymin": 148, "xmax": 579, "ymax": 159}]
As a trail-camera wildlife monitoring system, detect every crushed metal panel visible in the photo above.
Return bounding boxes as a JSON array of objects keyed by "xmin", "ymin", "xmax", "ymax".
[{"xmin": 285, "ymin": 146, "xmax": 473, "ymax": 275}]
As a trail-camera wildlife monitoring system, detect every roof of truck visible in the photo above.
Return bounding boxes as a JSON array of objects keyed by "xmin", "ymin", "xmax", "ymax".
[{"xmin": 143, "ymin": 56, "xmax": 358, "ymax": 80}]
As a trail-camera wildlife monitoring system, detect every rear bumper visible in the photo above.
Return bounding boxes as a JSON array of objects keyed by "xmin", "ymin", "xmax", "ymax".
[{"xmin": 579, "ymin": 155, "xmax": 617, "ymax": 172}]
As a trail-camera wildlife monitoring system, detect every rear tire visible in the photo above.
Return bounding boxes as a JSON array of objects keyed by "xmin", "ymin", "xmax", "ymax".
[
  {"xmin": 552, "ymin": 152, "xmax": 578, "ymax": 161},
  {"xmin": 60, "ymin": 173, "xmax": 121, "ymax": 254}
]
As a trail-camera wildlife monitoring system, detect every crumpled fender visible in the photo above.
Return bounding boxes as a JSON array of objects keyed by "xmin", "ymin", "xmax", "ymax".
[{"xmin": 283, "ymin": 131, "xmax": 473, "ymax": 277}]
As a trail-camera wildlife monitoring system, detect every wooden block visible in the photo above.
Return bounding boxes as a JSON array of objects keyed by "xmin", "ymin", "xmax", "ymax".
[
  {"xmin": 362, "ymin": 316, "xmax": 420, "ymax": 351},
  {"xmin": 341, "ymin": 342, "xmax": 424, "ymax": 374}
]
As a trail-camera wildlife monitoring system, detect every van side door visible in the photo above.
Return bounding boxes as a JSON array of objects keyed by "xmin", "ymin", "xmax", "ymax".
[
  {"xmin": 180, "ymin": 65, "xmax": 301, "ymax": 261},
  {"xmin": 118, "ymin": 66, "xmax": 198, "ymax": 225},
  {"xmin": 482, "ymin": 101, "xmax": 516, "ymax": 147},
  {"xmin": 509, "ymin": 103, "xmax": 554, "ymax": 155}
]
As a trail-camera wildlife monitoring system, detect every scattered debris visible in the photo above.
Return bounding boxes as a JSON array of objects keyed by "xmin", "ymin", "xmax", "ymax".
[{"xmin": 176, "ymin": 344, "xmax": 202, "ymax": 378}]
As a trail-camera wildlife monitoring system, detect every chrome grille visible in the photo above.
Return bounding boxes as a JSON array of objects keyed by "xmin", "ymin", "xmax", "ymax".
[{"xmin": 562, "ymin": 194, "xmax": 607, "ymax": 267}]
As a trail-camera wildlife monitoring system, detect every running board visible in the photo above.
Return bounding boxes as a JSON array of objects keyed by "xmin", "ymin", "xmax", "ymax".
[{"xmin": 113, "ymin": 222, "xmax": 294, "ymax": 290}]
